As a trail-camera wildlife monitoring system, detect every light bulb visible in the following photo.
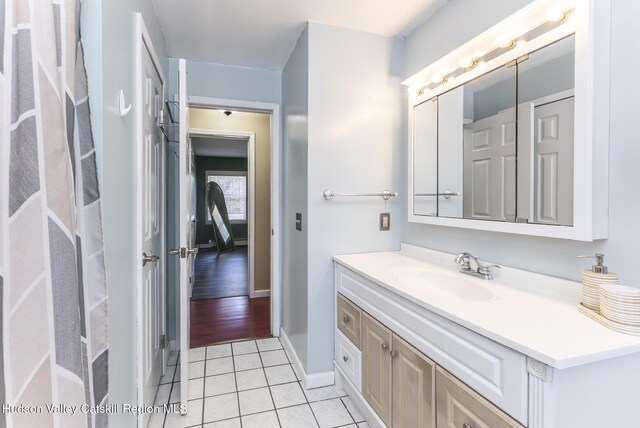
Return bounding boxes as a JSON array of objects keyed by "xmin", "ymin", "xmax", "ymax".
[
  {"xmin": 546, "ymin": 8, "xmax": 567, "ymax": 22},
  {"xmin": 496, "ymin": 37, "xmax": 515, "ymax": 48},
  {"xmin": 458, "ymin": 58, "xmax": 473, "ymax": 68}
]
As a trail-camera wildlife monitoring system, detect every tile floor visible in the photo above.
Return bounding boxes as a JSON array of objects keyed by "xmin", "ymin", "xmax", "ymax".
[{"xmin": 149, "ymin": 337, "xmax": 370, "ymax": 428}]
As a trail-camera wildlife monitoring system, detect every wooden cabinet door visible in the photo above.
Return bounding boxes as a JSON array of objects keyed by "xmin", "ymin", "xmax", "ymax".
[
  {"xmin": 392, "ymin": 335, "xmax": 436, "ymax": 428},
  {"xmin": 436, "ymin": 366, "xmax": 524, "ymax": 428},
  {"xmin": 362, "ymin": 312, "xmax": 393, "ymax": 426}
]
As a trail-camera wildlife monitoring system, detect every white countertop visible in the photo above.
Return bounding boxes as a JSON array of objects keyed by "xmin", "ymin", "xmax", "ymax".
[{"xmin": 333, "ymin": 244, "xmax": 640, "ymax": 369}]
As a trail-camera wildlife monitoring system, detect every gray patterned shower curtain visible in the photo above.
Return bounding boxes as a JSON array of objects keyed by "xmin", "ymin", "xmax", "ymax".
[{"xmin": 0, "ymin": 0, "xmax": 108, "ymax": 427}]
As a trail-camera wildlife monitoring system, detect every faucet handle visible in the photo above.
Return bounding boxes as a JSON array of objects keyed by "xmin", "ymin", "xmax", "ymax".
[
  {"xmin": 478, "ymin": 264, "xmax": 500, "ymax": 279},
  {"xmin": 479, "ymin": 264, "xmax": 500, "ymax": 272}
]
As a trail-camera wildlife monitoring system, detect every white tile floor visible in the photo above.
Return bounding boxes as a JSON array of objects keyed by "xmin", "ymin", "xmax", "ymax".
[{"xmin": 149, "ymin": 338, "xmax": 370, "ymax": 428}]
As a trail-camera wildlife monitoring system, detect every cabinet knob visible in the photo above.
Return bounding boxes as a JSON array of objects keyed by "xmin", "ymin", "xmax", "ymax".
[
  {"xmin": 343, "ymin": 355, "xmax": 349, "ymax": 362},
  {"xmin": 381, "ymin": 343, "xmax": 388, "ymax": 351},
  {"xmin": 343, "ymin": 316, "xmax": 350, "ymax": 323},
  {"xmin": 390, "ymin": 350, "xmax": 398, "ymax": 358}
]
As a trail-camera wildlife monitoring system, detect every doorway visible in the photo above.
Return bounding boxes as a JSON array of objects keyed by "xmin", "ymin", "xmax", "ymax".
[{"xmin": 189, "ymin": 109, "xmax": 274, "ymax": 347}]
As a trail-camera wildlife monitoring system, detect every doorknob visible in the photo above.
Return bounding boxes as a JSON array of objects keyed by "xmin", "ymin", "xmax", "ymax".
[{"xmin": 142, "ymin": 252, "xmax": 160, "ymax": 266}]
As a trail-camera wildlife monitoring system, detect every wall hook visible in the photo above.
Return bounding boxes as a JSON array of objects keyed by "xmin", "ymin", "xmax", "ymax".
[{"xmin": 118, "ymin": 90, "xmax": 132, "ymax": 117}]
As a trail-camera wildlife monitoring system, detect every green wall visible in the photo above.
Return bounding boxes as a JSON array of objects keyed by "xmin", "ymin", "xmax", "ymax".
[{"xmin": 195, "ymin": 156, "xmax": 248, "ymax": 245}]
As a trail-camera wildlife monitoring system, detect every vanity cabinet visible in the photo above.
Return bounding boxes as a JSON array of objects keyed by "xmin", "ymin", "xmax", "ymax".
[
  {"xmin": 436, "ymin": 367, "xmax": 522, "ymax": 428},
  {"xmin": 339, "ymin": 292, "xmax": 517, "ymax": 428},
  {"xmin": 333, "ymin": 247, "xmax": 640, "ymax": 428},
  {"xmin": 334, "ymin": 266, "xmax": 527, "ymax": 428}
]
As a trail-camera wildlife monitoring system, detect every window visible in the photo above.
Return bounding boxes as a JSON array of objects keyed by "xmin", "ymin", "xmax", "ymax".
[{"xmin": 205, "ymin": 171, "xmax": 247, "ymax": 223}]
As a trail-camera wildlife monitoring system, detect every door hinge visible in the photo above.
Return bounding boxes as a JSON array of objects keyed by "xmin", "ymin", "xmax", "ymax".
[
  {"xmin": 169, "ymin": 247, "xmax": 199, "ymax": 258},
  {"xmin": 160, "ymin": 335, "xmax": 166, "ymax": 349}
]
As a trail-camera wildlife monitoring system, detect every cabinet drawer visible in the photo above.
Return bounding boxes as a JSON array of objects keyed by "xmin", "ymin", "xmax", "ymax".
[
  {"xmin": 335, "ymin": 330, "xmax": 362, "ymax": 391},
  {"xmin": 337, "ymin": 293, "xmax": 362, "ymax": 348},
  {"xmin": 436, "ymin": 366, "xmax": 524, "ymax": 428}
]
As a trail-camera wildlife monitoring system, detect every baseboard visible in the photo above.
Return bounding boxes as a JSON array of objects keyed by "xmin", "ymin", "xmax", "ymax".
[
  {"xmin": 253, "ymin": 289, "xmax": 270, "ymax": 298},
  {"xmin": 335, "ymin": 363, "xmax": 385, "ymax": 428},
  {"xmin": 279, "ymin": 327, "xmax": 335, "ymax": 390}
]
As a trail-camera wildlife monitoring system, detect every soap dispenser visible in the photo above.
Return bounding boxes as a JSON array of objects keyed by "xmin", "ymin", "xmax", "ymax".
[{"xmin": 578, "ymin": 254, "xmax": 619, "ymax": 312}]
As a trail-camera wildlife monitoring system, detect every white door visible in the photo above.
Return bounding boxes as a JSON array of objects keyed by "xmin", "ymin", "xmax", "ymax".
[
  {"xmin": 533, "ymin": 97, "xmax": 574, "ymax": 225},
  {"xmin": 463, "ymin": 108, "xmax": 516, "ymax": 221},
  {"xmin": 176, "ymin": 58, "xmax": 197, "ymax": 413},
  {"xmin": 139, "ymin": 43, "xmax": 165, "ymax": 424}
]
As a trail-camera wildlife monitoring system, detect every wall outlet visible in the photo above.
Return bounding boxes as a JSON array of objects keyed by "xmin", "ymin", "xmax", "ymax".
[{"xmin": 380, "ymin": 213, "xmax": 390, "ymax": 231}]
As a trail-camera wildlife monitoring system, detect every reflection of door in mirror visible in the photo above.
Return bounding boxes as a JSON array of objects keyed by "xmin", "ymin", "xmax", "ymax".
[
  {"xmin": 413, "ymin": 99, "xmax": 438, "ymax": 216},
  {"xmin": 461, "ymin": 66, "xmax": 516, "ymax": 222},
  {"xmin": 517, "ymin": 35, "xmax": 575, "ymax": 226}
]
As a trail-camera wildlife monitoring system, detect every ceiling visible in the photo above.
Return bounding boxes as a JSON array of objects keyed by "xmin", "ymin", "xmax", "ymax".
[
  {"xmin": 152, "ymin": 0, "xmax": 447, "ymax": 70},
  {"xmin": 192, "ymin": 136, "xmax": 248, "ymax": 158}
]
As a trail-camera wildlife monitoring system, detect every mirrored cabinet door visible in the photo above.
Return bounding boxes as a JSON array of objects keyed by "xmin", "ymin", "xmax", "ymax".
[
  {"xmin": 413, "ymin": 98, "xmax": 438, "ymax": 216},
  {"xmin": 517, "ymin": 34, "xmax": 575, "ymax": 226},
  {"xmin": 460, "ymin": 65, "xmax": 516, "ymax": 222}
]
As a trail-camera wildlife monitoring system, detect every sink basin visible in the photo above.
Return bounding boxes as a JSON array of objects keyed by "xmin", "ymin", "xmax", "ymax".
[{"xmin": 392, "ymin": 267, "xmax": 497, "ymax": 302}]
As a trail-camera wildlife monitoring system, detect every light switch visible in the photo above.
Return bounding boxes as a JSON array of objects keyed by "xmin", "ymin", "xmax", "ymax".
[
  {"xmin": 296, "ymin": 213, "xmax": 302, "ymax": 231},
  {"xmin": 380, "ymin": 213, "xmax": 390, "ymax": 231}
]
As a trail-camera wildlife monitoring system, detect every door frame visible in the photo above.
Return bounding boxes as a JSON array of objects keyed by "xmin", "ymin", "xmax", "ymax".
[
  {"xmin": 188, "ymin": 96, "xmax": 281, "ymax": 336},
  {"xmin": 135, "ymin": 13, "xmax": 167, "ymax": 425},
  {"xmin": 190, "ymin": 129, "xmax": 256, "ymax": 298}
]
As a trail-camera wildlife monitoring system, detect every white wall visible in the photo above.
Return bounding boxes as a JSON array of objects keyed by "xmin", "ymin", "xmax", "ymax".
[
  {"xmin": 280, "ymin": 23, "xmax": 405, "ymax": 374},
  {"xmin": 306, "ymin": 23, "xmax": 405, "ymax": 372},
  {"xmin": 81, "ymin": 1, "xmax": 168, "ymax": 426},
  {"xmin": 282, "ymin": 26, "xmax": 310, "ymax": 370},
  {"xmin": 167, "ymin": 58, "xmax": 282, "ymax": 104},
  {"xmin": 404, "ymin": 0, "xmax": 533, "ymax": 78},
  {"xmin": 404, "ymin": 0, "xmax": 640, "ymax": 284}
]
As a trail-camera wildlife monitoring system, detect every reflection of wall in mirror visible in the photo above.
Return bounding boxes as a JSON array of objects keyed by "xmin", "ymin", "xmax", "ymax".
[
  {"xmin": 413, "ymin": 99, "xmax": 438, "ymax": 216},
  {"xmin": 437, "ymin": 87, "xmax": 464, "ymax": 218}
]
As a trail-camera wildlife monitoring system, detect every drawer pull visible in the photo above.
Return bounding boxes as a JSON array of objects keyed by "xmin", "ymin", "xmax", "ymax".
[
  {"xmin": 381, "ymin": 343, "xmax": 388, "ymax": 351},
  {"xmin": 343, "ymin": 316, "xmax": 350, "ymax": 323},
  {"xmin": 463, "ymin": 424, "xmax": 472, "ymax": 428},
  {"xmin": 389, "ymin": 350, "xmax": 398, "ymax": 358},
  {"xmin": 343, "ymin": 355, "xmax": 349, "ymax": 362}
]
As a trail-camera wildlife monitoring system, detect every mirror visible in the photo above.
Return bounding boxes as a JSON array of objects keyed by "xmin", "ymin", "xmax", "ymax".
[
  {"xmin": 412, "ymin": 34, "xmax": 575, "ymax": 226},
  {"xmin": 517, "ymin": 35, "xmax": 575, "ymax": 226}
]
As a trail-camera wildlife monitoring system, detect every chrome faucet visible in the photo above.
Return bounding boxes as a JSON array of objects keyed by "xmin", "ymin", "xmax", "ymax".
[{"xmin": 454, "ymin": 252, "xmax": 500, "ymax": 280}]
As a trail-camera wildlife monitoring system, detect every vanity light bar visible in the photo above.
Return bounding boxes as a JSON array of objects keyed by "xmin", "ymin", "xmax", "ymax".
[{"xmin": 416, "ymin": 8, "xmax": 576, "ymax": 97}]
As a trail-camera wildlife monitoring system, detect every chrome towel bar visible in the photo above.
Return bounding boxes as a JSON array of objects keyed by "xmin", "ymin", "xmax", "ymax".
[
  {"xmin": 323, "ymin": 190, "xmax": 398, "ymax": 201},
  {"xmin": 414, "ymin": 190, "xmax": 461, "ymax": 199}
]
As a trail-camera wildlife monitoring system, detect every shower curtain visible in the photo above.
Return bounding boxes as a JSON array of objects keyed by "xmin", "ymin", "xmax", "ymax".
[{"xmin": 0, "ymin": 1, "xmax": 108, "ymax": 427}]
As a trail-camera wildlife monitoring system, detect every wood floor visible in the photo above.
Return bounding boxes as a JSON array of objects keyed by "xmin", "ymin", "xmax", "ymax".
[
  {"xmin": 192, "ymin": 247, "xmax": 248, "ymax": 300},
  {"xmin": 190, "ymin": 296, "xmax": 271, "ymax": 348},
  {"xmin": 190, "ymin": 246, "xmax": 270, "ymax": 347}
]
